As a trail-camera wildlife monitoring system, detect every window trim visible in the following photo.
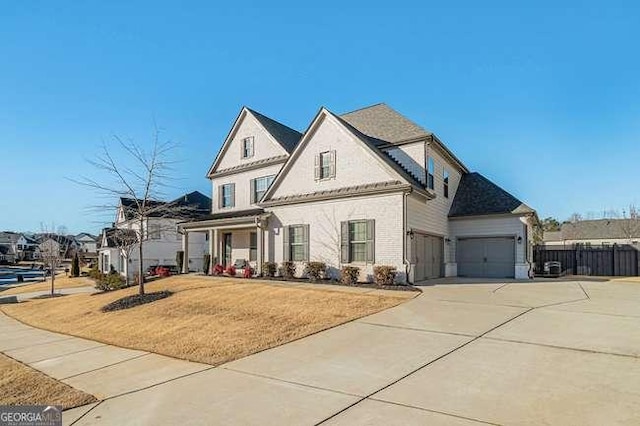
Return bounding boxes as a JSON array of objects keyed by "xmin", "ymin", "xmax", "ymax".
[
  {"xmin": 283, "ymin": 224, "xmax": 309, "ymax": 262},
  {"xmin": 427, "ymin": 157, "xmax": 435, "ymax": 190},
  {"xmin": 241, "ymin": 136, "xmax": 254, "ymax": 159},
  {"xmin": 289, "ymin": 225, "xmax": 306, "ymax": 262},
  {"xmin": 220, "ymin": 183, "xmax": 234, "ymax": 208},
  {"xmin": 348, "ymin": 220, "xmax": 368, "ymax": 263},
  {"xmin": 340, "ymin": 219, "xmax": 375, "ymax": 264},
  {"xmin": 315, "ymin": 150, "xmax": 336, "ymax": 181},
  {"xmin": 251, "ymin": 175, "xmax": 275, "ymax": 204},
  {"xmin": 443, "ymin": 169, "xmax": 450, "ymax": 198}
]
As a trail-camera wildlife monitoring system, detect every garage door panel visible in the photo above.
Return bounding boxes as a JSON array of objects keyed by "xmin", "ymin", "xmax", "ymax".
[
  {"xmin": 415, "ymin": 235, "xmax": 443, "ymax": 281},
  {"xmin": 457, "ymin": 237, "xmax": 515, "ymax": 278}
]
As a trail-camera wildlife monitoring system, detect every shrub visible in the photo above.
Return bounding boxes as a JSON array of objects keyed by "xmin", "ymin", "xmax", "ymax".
[
  {"xmin": 176, "ymin": 251, "xmax": 184, "ymax": 273},
  {"xmin": 341, "ymin": 266, "xmax": 360, "ymax": 285},
  {"xmin": 88, "ymin": 266, "xmax": 102, "ymax": 280},
  {"xmin": 71, "ymin": 253, "xmax": 80, "ymax": 277},
  {"xmin": 203, "ymin": 254, "xmax": 211, "ymax": 275},
  {"xmin": 212, "ymin": 264, "xmax": 224, "ymax": 275},
  {"xmin": 225, "ymin": 265, "xmax": 237, "ymax": 276},
  {"xmin": 94, "ymin": 270, "xmax": 126, "ymax": 292},
  {"xmin": 262, "ymin": 262, "xmax": 276, "ymax": 278},
  {"xmin": 243, "ymin": 267, "xmax": 253, "ymax": 278},
  {"xmin": 373, "ymin": 265, "xmax": 397, "ymax": 286},
  {"xmin": 278, "ymin": 261, "xmax": 296, "ymax": 279},
  {"xmin": 304, "ymin": 262, "xmax": 326, "ymax": 282}
]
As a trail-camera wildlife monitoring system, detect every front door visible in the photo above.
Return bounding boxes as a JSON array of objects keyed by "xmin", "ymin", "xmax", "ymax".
[{"xmin": 222, "ymin": 233, "xmax": 232, "ymax": 266}]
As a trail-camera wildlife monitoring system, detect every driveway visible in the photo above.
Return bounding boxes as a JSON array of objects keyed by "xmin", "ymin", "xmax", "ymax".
[{"xmin": 5, "ymin": 279, "xmax": 640, "ymax": 425}]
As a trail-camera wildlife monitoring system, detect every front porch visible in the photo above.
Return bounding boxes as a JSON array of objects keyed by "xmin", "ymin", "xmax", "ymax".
[{"xmin": 178, "ymin": 209, "xmax": 270, "ymax": 275}]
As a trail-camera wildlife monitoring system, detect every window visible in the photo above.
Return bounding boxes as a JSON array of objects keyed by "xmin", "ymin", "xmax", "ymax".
[
  {"xmin": 242, "ymin": 137, "xmax": 254, "ymax": 158},
  {"xmin": 341, "ymin": 220, "xmax": 375, "ymax": 263},
  {"xmin": 427, "ymin": 157, "xmax": 435, "ymax": 190},
  {"xmin": 148, "ymin": 224, "xmax": 161, "ymax": 240},
  {"xmin": 443, "ymin": 169, "xmax": 450, "ymax": 198},
  {"xmin": 219, "ymin": 183, "xmax": 235, "ymax": 208},
  {"xmin": 250, "ymin": 232, "xmax": 257, "ymax": 261},
  {"xmin": 251, "ymin": 175, "xmax": 275, "ymax": 203},
  {"xmin": 315, "ymin": 151, "xmax": 336, "ymax": 180},
  {"xmin": 284, "ymin": 225, "xmax": 309, "ymax": 262}
]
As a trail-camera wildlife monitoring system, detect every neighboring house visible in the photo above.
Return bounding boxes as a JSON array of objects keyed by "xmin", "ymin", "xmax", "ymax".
[
  {"xmin": 0, "ymin": 231, "xmax": 39, "ymax": 262},
  {"xmin": 75, "ymin": 232, "xmax": 99, "ymax": 263},
  {"xmin": 0, "ymin": 245, "xmax": 16, "ymax": 264},
  {"xmin": 98, "ymin": 191, "xmax": 211, "ymax": 278},
  {"xmin": 179, "ymin": 104, "xmax": 538, "ymax": 282},
  {"xmin": 35, "ymin": 234, "xmax": 78, "ymax": 260},
  {"xmin": 543, "ymin": 219, "xmax": 640, "ymax": 247}
]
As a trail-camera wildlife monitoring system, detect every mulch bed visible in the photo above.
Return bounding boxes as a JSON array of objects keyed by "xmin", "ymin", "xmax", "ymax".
[{"xmin": 101, "ymin": 291, "xmax": 173, "ymax": 312}]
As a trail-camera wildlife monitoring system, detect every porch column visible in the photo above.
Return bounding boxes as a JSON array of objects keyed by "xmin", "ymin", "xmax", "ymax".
[
  {"xmin": 213, "ymin": 229, "xmax": 219, "ymax": 266},
  {"xmin": 208, "ymin": 229, "xmax": 215, "ymax": 273},
  {"xmin": 182, "ymin": 232, "xmax": 189, "ymax": 274},
  {"xmin": 256, "ymin": 225, "xmax": 263, "ymax": 275}
]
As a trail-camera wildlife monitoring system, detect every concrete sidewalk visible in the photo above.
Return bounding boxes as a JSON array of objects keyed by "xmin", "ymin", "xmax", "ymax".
[{"xmin": 3, "ymin": 279, "xmax": 640, "ymax": 425}]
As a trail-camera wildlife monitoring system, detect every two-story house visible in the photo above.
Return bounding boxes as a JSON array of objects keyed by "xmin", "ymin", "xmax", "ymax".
[
  {"xmin": 179, "ymin": 104, "xmax": 538, "ymax": 283},
  {"xmin": 98, "ymin": 191, "xmax": 211, "ymax": 277}
]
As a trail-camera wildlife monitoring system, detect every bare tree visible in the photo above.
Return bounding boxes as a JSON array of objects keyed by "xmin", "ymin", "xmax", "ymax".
[
  {"xmin": 37, "ymin": 226, "xmax": 73, "ymax": 296},
  {"xmin": 620, "ymin": 204, "xmax": 640, "ymax": 244},
  {"xmin": 73, "ymin": 128, "xmax": 178, "ymax": 295}
]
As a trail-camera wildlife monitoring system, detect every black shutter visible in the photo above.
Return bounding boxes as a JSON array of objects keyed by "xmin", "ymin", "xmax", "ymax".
[
  {"xmin": 282, "ymin": 226, "xmax": 290, "ymax": 262},
  {"xmin": 250, "ymin": 179, "xmax": 256, "ymax": 204},
  {"xmin": 303, "ymin": 224, "xmax": 310, "ymax": 261}
]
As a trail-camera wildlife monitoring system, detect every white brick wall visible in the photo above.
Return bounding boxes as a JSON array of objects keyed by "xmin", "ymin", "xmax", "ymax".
[
  {"xmin": 266, "ymin": 193, "xmax": 406, "ymax": 282},
  {"xmin": 211, "ymin": 163, "xmax": 283, "ymax": 213},
  {"xmin": 216, "ymin": 110, "xmax": 288, "ymax": 171},
  {"xmin": 269, "ymin": 114, "xmax": 399, "ymax": 198}
]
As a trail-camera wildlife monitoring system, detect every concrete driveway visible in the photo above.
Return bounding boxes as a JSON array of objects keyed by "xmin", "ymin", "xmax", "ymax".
[{"xmin": 6, "ymin": 279, "xmax": 640, "ymax": 425}]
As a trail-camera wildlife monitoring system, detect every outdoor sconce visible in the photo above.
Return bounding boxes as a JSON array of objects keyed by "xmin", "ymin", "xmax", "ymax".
[
  {"xmin": 517, "ymin": 236, "xmax": 523, "ymax": 244},
  {"xmin": 406, "ymin": 230, "xmax": 415, "ymax": 240},
  {"xmin": 445, "ymin": 238, "xmax": 451, "ymax": 244}
]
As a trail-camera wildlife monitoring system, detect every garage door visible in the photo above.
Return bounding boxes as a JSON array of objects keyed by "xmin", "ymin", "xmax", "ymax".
[
  {"xmin": 457, "ymin": 237, "xmax": 515, "ymax": 278},
  {"xmin": 415, "ymin": 235, "xmax": 444, "ymax": 281}
]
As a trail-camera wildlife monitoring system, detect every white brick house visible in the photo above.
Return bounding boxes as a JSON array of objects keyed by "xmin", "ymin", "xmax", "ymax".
[{"xmin": 179, "ymin": 104, "xmax": 538, "ymax": 282}]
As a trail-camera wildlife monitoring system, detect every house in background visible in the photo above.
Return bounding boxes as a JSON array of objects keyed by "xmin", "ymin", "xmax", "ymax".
[
  {"xmin": 179, "ymin": 103, "xmax": 538, "ymax": 282},
  {"xmin": 98, "ymin": 191, "xmax": 211, "ymax": 278},
  {"xmin": 543, "ymin": 219, "xmax": 640, "ymax": 247},
  {"xmin": 0, "ymin": 232, "xmax": 39, "ymax": 262},
  {"xmin": 35, "ymin": 234, "xmax": 78, "ymax": 260},
  {"xmin": 75, "ymin": 232, "xmax": 99, "ymax": 264}
]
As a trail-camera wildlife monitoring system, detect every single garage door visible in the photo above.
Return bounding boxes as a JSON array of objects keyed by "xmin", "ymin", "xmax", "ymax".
[
  {"xmin": 457, "ymin": 237, "xmax": 515, "ymax": 278},
  {"xmin": 415, "ymin": 234, "xmax": 444, "ymax": 281}
]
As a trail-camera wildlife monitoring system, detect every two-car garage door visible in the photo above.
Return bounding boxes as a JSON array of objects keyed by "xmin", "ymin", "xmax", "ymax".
[{"xmin": 457, "ymin": 237, "xmax": 515, "ymax": 278}]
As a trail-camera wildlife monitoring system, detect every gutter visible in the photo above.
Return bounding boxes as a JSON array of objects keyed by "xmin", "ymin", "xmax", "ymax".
[{"xmin": 403, "ymin": 189, "xmax": 413, "ymax": 284}]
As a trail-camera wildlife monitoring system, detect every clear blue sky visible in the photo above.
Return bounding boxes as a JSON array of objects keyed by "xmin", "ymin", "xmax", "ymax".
[{"xmin": 1, "ymin": 1, "xmax": 638, "ymax": 234}]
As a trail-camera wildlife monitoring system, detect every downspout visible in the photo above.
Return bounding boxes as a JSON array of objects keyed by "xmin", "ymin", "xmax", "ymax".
[{"xmin": 403, "ymin": 190, "xmax": 412, "ymax": 284}]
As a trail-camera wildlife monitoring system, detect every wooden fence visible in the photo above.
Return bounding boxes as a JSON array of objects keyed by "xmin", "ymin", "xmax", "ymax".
[{"xmin": 534, "ymin": 244, "xmax": 639, "ymax": 276}]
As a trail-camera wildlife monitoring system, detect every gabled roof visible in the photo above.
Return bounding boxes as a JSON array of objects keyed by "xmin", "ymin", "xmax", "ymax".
[
  {"xmin": 545, "ymin": 219, "xmax": 640, "ymax": 241},
  {"xmin": 449, "ymin": 172, "xmax": 535, "ymax": 218},
  {"xmin": 340, "ymin": 103, "xmax": 432, "ymax": 144},
  {"xmin": 207, "ymin": 107, "xmax": 302, "ymax": 177},
  {"xmin": 247, "ymin": 108, "xmax": 302, "ymax": 153},
  {"xmin": 75, "ymin": 232, "xmax": 98, "ymax": 241},
  {"xmin": 262, "ymin": 108, "xmax": 433, "ymax": 203}
]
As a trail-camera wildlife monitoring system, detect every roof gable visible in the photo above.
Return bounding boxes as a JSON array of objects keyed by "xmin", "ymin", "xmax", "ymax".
[
  {"xmin": 263, "ymin": 108, "xmax": 431, "ymax": 203},
  {"xmin": 449, "ymin": 172, "xmax": 534, "ymax": 218},
  {"xmin": 207, "ymin": 107, "xmax": 301, "ymax": 176}
]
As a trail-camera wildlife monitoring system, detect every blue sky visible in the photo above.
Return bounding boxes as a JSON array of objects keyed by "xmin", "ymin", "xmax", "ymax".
[{"xmin": 1, "ymin": 1, "xmax": 638, "ymax": 234}]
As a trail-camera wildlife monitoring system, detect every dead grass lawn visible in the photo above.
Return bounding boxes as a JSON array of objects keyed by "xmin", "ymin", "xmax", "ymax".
[
  {"xmin": 1, "ymin": 275, "xmax": 94, "ymax": 296},
  {"xmin": 2, "ymin": 276, "xmax": 412, "ymax": 365},
  {"xmin": 0, "ymin": 353, "xmax": 96, "ymax": 409}
]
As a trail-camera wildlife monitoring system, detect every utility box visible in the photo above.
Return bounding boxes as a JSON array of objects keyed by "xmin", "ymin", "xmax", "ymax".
[{"xmin": 543, "ymin": 261, "xmax": 562, "ymax": 277}]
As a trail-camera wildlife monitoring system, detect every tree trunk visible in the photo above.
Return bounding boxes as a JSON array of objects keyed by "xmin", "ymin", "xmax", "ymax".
[
  {"xmin": 138, "ymin": 219, "xmax": 145, "ymax": 295},
  {"xmin": 50, "ymin": 262, "xmax": 55, "ymax": 296}
]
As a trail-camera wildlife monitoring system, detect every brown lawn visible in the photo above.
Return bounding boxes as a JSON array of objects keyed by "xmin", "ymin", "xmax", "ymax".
[
  {"xmin": 1, "ymin": 275, "xmax": 94, "ymax": 296},
  {"xmin": 0, "ymin": 353, "xmax": 96, "ymax": 409},
  {"xmin": 1, "ymin": 275, "xmax": 413, "ymax": 365}
]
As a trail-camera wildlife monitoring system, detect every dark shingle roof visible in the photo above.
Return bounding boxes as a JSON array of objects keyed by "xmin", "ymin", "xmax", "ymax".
[
  {"xmin": 340, "ymin": 103, "xmax": 432, "ymax": 145},
  {"xmin": 449, "ymin": 172, "xmax": 534, "ymax": 217},
  {"xmin": 247, "ymin": 108, "xmax": 302, "ymax": 153},
  {"xmin": 189, "ymin": 208, "xmax": 265, "ymax": 222},
  {"xmin": 120, "ymin": 191, "xmax": 211, "ymax": 220}
]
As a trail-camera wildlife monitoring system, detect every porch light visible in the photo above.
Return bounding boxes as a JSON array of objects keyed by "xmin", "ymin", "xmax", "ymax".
[
  {"xmin": 406, "ymin": 230, "xmax": 415, "ymax": 240},
  {"xmin": 517, "ymin": 236, "xmax": 523, "ymax": 244}
]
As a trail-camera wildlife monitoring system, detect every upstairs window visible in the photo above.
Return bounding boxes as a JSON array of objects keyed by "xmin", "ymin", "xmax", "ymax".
[
  {"xmin": 427, "ymin": 157, "xmax": 435, "ymax": 190},
  {"xmin": 242, "ymin": 137, "xmax": 254, "ymax": 158},
  {"xmin": 443, "ymin": 169, "xmax": 450, "ymax": 198},
  {"xmin": 315, "ymin": 151, "xmax": 336, "ymax": 180},
  {"xmin": 148, "ymin": 224, "xmax": 161, "ymax": 240},
  {"xmin": 219, "ymin": 183, "xmax": 235, "ymax": 208},
  {"xmin": 251, "ymin": 175, "xmax": 275, "ymax": 203}
]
